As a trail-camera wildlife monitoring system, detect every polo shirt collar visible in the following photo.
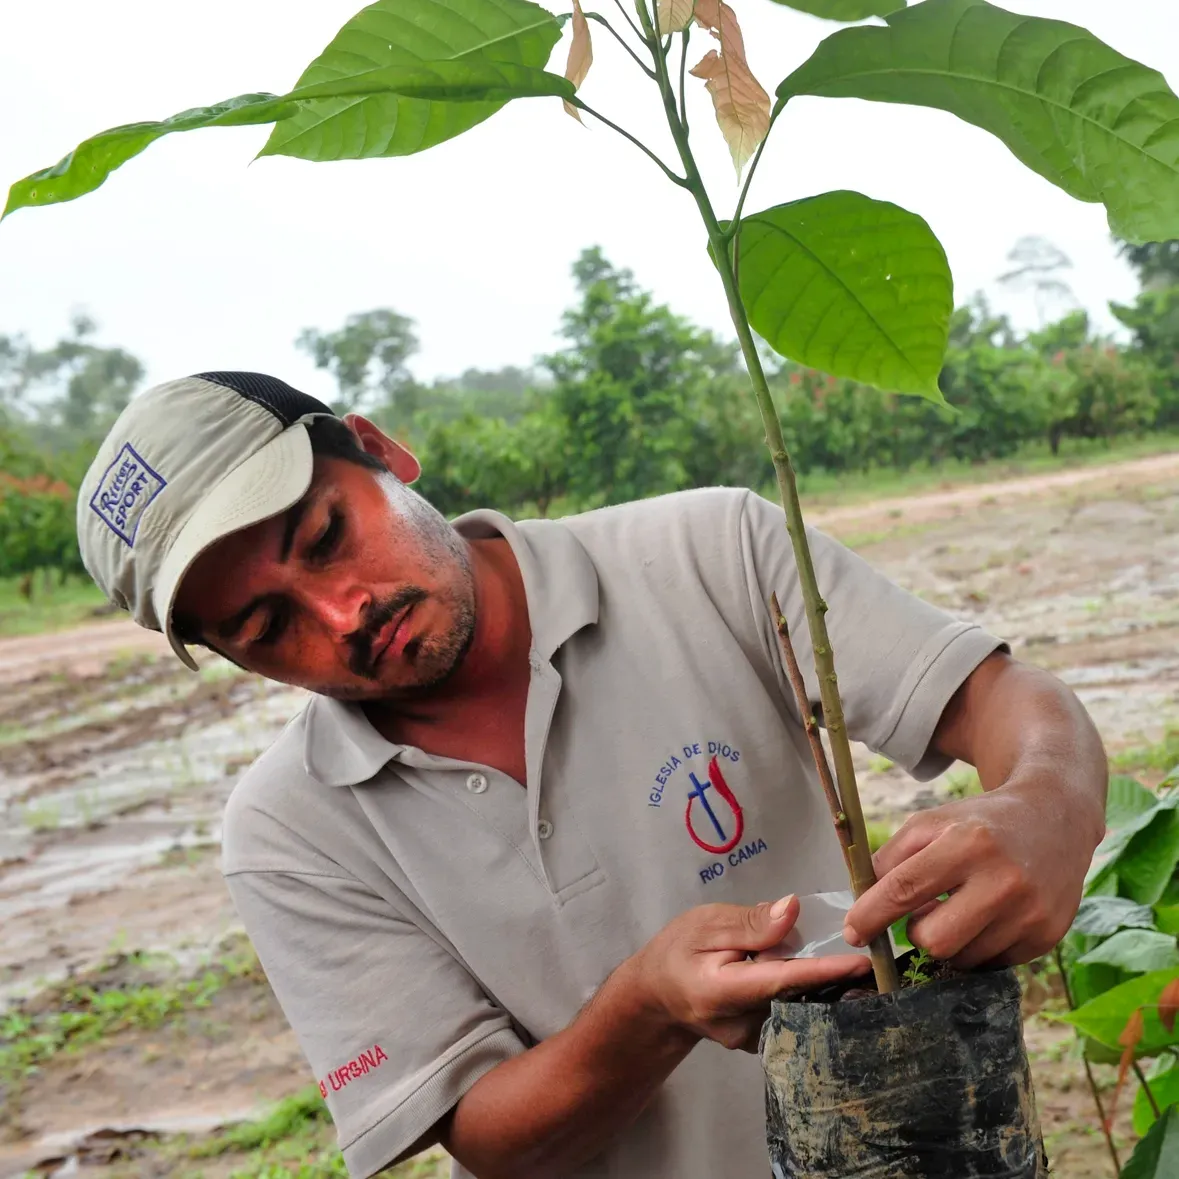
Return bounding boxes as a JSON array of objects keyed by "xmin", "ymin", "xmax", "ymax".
[{"xmin": 303, "ymin": 509, "xmax": 599, "ymax": 788}]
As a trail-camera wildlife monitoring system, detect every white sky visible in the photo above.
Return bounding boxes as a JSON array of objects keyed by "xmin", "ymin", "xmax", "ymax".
[{"xmin": 0, "ymin": 1, "xmax": 1176, "ymax": 403}]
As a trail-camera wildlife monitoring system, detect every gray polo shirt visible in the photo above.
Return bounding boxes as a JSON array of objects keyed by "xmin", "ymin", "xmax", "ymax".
[{"xmin": 222, "ymin": 487, "xmax": 1002, "ymax": 1178}]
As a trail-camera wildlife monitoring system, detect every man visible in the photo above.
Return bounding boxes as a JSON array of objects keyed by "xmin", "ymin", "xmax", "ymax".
[{"xmin": 77, "ymin": 372, "xmax": 1107, "ymax": 1179}]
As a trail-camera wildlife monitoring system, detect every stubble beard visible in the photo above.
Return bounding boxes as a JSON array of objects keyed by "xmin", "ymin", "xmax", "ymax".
[{"xmin": 334, "ymin": 477, "xmax": 476, "ymax": 701}]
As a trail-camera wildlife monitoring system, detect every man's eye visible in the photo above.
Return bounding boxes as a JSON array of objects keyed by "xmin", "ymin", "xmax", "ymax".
[
  {"xmin": 309, "ymin": 510, "xmax": 343, "ymax": 562},
  {"xmin": 255, "ymin": 607, "xmax": 288, "ymax": 647}
]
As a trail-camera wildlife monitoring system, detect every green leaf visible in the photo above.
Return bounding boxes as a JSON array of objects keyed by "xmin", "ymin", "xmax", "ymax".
[
  {"xmin": 1134, "ymin": 1059, "xmax": 1179, "ymax": 1137},
  {"xmin": 1068, "ymin": 962, "xmax": 1130, "ymax": 1010},
  {"xmin": 1124, "ymin": 1104, "xmax": 1179, "ymax": 1179},
  {"xmin": 768, "ymin": 0, "xmax": 905, "ymax": 20},
  {"xmin": 1109, "ymin": 776, "xmax": 1161, "ymax": 830},
  {"xmin": 3, "ymin": 94, "xmax": 293, "ymax": 218},
  {"xmin": 290, "ymin": 60, "xmax": 573, "ymax": 104},
  {"xmin": 1086, "ymin": 794, "xmax": 1179, "ymax": 899},
  {"xmin": 261, "ymin": 0, "xmax": 562, "ymax": 162},
  {"xmin": 1120, "ymin": 810, "xmax": 1179, "ymax": 906},
  {"xmin": 1155, "ymin": 905, "xmax": 1179, "ymax": 937},
  {"xmin": 1059, "ymin": 968, "xmax": 1179, "ymax": 1053},
  {"xmin": 777, "ymin": 0, "xmax": 1179, "ymax": 244},
  {"xmin": 733, "ymin": 190, "xmax": 953, "ymax": 399},
  {"xmin": 1072, "ymin": 896, "xmax": 1158, "ymax": 938},
  {"xmin": 1078, "ymin": 930, "xmax": 1179, "ymax": 975}
]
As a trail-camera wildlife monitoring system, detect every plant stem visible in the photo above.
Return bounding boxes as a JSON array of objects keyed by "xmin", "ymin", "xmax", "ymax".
[
  {"xmin": 570, "ymin": 99, "xmax": 687, "ymax": 186},
  {"xmin": 586, "ymin": 12, "xmax": 657, "ymax": 78},
  {"xmin": 728, "ymin": 98, "xmax": 785, "ymax": 241},
  {"xmin": 771, "ymin": 592, "xmax": 853, "ymax": 880},
  {"xmin": 637, "ymin": 0, "xmax": 898, "ymax": 994},
  {"xmin": 678, "ymin": 29, "xmax": 689, "ymax": 134},
  {"xmin": 1132, "ymin": 1060, "xmax": 1161, "ymax": 1119},
  {"xmin": 612, "ymin": 0, "xmax": 646, "ymax": 43},
  {"xmin": 1056, "ymin": 947, "xmax": 1121, "ymax": 1178}
]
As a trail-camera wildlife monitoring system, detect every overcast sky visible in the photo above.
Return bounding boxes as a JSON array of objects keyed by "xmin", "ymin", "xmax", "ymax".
[{"xmin": 1, "ymin": 1, "xmax": 1176, "ymax": 404}]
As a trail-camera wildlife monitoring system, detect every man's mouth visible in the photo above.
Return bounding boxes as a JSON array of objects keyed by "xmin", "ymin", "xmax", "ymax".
[{"xmin": 371, "ymin": 601, "xmax": 417, "ymax": 669}]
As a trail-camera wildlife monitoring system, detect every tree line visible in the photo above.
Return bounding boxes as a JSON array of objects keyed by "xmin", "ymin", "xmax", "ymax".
[{"xmin": 2, "ymin": 240, "xmax": 1179, "ymax": 587}]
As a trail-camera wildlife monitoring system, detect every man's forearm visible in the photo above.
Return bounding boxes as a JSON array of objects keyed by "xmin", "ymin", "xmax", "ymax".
[
  {"xmin": 444, "ymin": 955, "xmax": 695, "ymax": 1179},
  {"xmin": 935, "ymin": 653, "xmax": 1107, "ymax": 842}
]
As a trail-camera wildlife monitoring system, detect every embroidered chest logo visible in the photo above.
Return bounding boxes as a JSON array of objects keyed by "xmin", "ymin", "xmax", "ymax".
[
  {"xmin": 89, "ymin": 442, "xmax": 166, "ymax": 546},
  {"xmin": 646, "ymin": 740, "xmax": 768, "ymax": 884},
  {"xmin": 686, "ymin": 757, "xmax": 744, "ymax": 854}
]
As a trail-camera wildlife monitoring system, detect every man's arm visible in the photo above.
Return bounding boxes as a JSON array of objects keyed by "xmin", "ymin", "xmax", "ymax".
[
  {"xmin": 439, "ymin": 895, "xmax": 870, "ymax": 1179},
  {"xmin": 843, "ymin": 651, "xmax": 1108, "ymax": 968}
]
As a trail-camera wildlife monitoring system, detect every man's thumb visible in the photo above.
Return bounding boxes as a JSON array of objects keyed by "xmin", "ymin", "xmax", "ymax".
[{"xmin": 741, "ymin": 894, "xmax": 798, "ymax": 951}]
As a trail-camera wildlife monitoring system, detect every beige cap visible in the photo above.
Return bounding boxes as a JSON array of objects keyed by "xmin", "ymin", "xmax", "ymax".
[{"xmin": 77, "ymin": 372, "xmax": 334, "ymax": 670}]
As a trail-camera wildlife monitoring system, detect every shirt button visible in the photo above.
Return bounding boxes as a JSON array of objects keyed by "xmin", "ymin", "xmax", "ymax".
[
  {"xmin": 466, "ymin": 772, "xmax": 488, "ymax": 794},
  {"xmin": 537, "ymin": 819, "xmax": 554, "ymax": 840}
]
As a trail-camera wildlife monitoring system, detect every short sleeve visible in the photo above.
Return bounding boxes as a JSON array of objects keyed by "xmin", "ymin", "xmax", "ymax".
[
  {"xmin": 224, "ymin": 864, "xmax": 525, "ymax": 1178},
  {"xmin": 740, "ymin": 491, "xmax": 1005, "ymax": 780}
]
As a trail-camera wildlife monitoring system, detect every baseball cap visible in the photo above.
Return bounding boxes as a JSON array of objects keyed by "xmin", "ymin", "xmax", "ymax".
[{"xmin": 77, "ymin": 371, "xmax": 335, "ymax": 670}]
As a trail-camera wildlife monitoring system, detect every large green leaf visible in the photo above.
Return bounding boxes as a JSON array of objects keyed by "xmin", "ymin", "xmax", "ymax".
[
  {"xmin": 3, "ymin": 95, "xmax": 292, "ymax": 218},
  {"xmin": 261, "ymin": 0, "xmax": 561, "ymax": 162},
  {"xmin": 1078, "ymin": 930, "xmax": 1179, "ymax": 975},
  {"xmin": 1060, "ymin": 969, "xmax": 1179, "ymax": 1054},
  {"xmin": 1134, "ymin": 1060, "xmax": 1179, "ymax": 1137},
  {"xmin": 1087, "ymin": 794, "xmax": 1179, "ymax": 898},
  {"xmin": 777, "ymin": 0, "xmax": 1179, "ymax": 244},
  {"xmin": 1155, "ymin": 905, "xmax": 1179, "ymax": 936},
  {"xmin": 733, "ymin": 191, "xmax": 952, "ymax": 399},
  {"xmin": 1120, "ymin": 810, "xmax": 1179, "ymax": 906},
  {"xmin": 1124, "ymin": 1105, "xmax": 1179, "ymax": 1179},
  {"xmin": 1072, "ymin": 896, "xmax": 1157, "ymax": 939},
  {"xmin": 3, "ymin": 58, "xmax": 571, "ymax": 218},
  {"xmin": 768, "ymin": 1, "xmax": 905, "ymax": 20},
  {"xmin": 1109, "ymin": 776, "xmax": 1161, "ymax": 830}
]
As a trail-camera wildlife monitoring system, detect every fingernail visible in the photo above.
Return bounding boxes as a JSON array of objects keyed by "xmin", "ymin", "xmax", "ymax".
[
  {"xmin": 770, "ymin": 895, "xmax": 795, "ymax": 921},
  {"xmin": 843, "ymin": 924, "xmax": 863, "ymax": 947}
]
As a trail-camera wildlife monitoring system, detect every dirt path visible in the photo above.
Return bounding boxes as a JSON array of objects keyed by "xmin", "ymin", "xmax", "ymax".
[
  {"xmin": 808, "ymin": 449, "xmax": 1179, "ymax": 530},
  {"xmin": 0, "ymin": 620, "xmax": 170, "ymax": 686}
]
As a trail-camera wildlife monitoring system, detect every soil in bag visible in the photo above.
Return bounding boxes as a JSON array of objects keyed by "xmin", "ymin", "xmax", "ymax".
[{"xmin": 760, "ymin": 962, "xmax": 1047, "ymax": 1179}]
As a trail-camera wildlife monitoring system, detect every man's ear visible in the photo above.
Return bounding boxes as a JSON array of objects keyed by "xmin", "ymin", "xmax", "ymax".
[{"xmin": 342, "ymin": 414, "xmax": 422, "ymax": 484}]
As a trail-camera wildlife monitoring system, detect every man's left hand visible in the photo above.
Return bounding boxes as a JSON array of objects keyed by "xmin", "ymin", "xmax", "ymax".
[
  {"xmin": 842, "ymin": 653, "xmax": 1108, "ymax": 969},
  {"xmin": 844, "ymin": 771, "xmax": 1098, "ymax": 968}
]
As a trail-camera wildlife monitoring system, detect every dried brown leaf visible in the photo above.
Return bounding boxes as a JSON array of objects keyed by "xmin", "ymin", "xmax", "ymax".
[
  {"xmin": 1160, "ymin": 976, "xmax": 1179, "ymax": 1034},
  {"xmin": 658, "ymin": 0, "xmax": 696, "ymax": 34},
  {"xmin": 563, "ymin": 0, "xmax": 593, "ymax": 122},
  {"xmin": 1107, "ymin": 1006, "xmax": 1146, "ymax": 1130},
  {"xmin": 688, "ymin": 0, "xmax": 770, "ymax": 176}
]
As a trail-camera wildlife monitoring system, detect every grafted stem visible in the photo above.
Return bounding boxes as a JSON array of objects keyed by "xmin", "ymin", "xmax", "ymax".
[
  {"xmin": 635, "ymin": 0, "xmax": 898, "ymax": 994},
  {"xmin": 770, "ymin": 592, "xmax": 852, "ymax": 880}
]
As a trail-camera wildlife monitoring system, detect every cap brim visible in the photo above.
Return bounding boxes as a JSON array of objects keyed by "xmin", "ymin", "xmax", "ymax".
[{"xmin": 153, "ymin": 424, "xmax": 314, "ymax": 670}]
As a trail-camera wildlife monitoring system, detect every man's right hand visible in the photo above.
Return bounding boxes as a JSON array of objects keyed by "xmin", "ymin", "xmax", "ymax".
[{"xmin": 626, "ymin": 895, "xmax": 873, "ymax": 1052}]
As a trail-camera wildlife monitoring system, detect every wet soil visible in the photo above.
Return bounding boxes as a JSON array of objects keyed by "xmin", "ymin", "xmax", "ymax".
[{"xmin": 1, "ymin": 452, "xmax": 1176, "ymax": 1177}]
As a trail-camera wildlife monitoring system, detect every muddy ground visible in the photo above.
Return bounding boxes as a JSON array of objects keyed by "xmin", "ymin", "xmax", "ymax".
[{"xmin": 2, "ymin": 452, "xmax": 1177, "ymax": 1178}]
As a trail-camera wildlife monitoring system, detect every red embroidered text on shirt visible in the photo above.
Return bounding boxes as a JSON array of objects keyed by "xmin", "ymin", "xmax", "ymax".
[{"xmin": 318, "ymin": 1043, "xmax": 389, "ymax": 1097}]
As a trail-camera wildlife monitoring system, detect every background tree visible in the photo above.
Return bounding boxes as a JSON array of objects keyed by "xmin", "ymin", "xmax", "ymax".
[
  {"xmin": 998, "ymin": 235, "xmax": 1078, "ymax": 326},
  {"xmin": 297, "ymin": 308, "xmax": 420, "ymax": 423}
]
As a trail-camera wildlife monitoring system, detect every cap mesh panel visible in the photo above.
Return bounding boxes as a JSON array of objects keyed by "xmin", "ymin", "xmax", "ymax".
[{"xmin": 190, "ymin": 371, "xmax": 334, "ymax": 426}]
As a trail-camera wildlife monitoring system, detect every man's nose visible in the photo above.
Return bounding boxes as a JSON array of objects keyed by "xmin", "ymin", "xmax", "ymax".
[{"xmin": 305, "ymin": 576, "xmax": 371, "ymax": 639}]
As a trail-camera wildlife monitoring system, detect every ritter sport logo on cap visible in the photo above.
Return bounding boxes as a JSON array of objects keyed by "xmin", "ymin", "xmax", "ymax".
[{"xmin": 77, "ymin": 372, "xmax": 336, "ymax": 671}]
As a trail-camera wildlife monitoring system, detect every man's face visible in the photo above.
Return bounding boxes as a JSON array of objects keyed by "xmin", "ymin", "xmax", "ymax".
[{"xmin": 174, "ymin": 447, "xmax": 475, "ymax": 699}]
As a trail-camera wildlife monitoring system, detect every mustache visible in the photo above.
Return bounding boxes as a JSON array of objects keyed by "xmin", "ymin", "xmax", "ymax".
[{"xmin": 348, "ymin": 587, "xmax": 428, "ymax": 679}]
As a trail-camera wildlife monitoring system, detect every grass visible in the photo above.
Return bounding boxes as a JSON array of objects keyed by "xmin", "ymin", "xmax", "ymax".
[
  {"xmin": 0, "ymin": 573, "xmax": 109, "ymax": 638},
  {"xmin": 784, "ymin": 430, "xmax": 1179, "ymax": 512},
  {"xmin": 92, "ymin": 1085, "xmax": 447, "ymax": 1179},
  {"xmin": 1111, "ymin": 726, "xmax": 1179, "ymax": 779},
  {"xmin": 0, "ymin": 943, "xmax": 262, "ymax": 1095}
]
